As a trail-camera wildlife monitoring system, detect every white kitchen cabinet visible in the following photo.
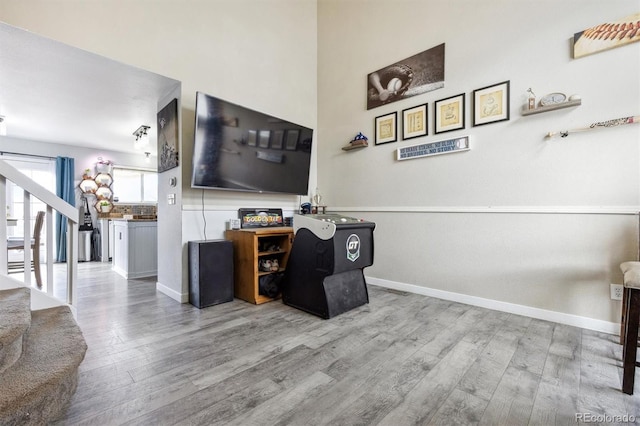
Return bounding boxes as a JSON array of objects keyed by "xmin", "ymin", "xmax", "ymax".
[{"xmin": 112, "ymin": 219, "xmax": 157, "ymax": 279}]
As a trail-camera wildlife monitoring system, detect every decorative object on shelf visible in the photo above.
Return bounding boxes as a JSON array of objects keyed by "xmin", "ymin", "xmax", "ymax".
[
  {"xmin": 396, "ymin": 135, "xmax": 470, "ymax": 161},
  {"xmin": 342, "ymin": 132, "xmax": 368, "ymax": 151},
  {"xmin": 539, "ymin": 92, "xmax": 567, "ymax": 106},
  {"xmin": 95, "ymin": 172, "xmax": 113, "ymax": 187},
  {"xmin": 312, "ymin": 188, "xmax": 326, "ymax": 214},
  {"xmin": 434, "ymin": 93, "xmax": 465, "ymax": 134},
  {"xmin": 527, "ymin": 88, "xmax": 536, "ymax": 110},
  {"xmin": 300, "ymin": 202, "xmax": 311, "ymax": 214},
  {"xmin": 367, "ymin": 43, "xmax": 444, "ymax": 110},
  {"xmin": 573, "ymin": 12, "xmax": 640, "ymax": 59},
  {"xmin": 546, "ymin": 114, "xmax": 640, "ymax": 139},
  {"xmin": 158, "ymin": 98, "xmax": 179, "ymax": 172},
  {"xmin": 95, "ymin": 186, "xmax": 113, "ymax": 200},
  {"xmin": 473, "ymin": 80, "xmax": 510, "ymax": 126},
  {"xmin": 95, "ymin": 157, "xmax": 113, "ymax": 174},
  {"xmin": 78, "ymin": 177, "xmax": 98, "ymax": 193},
  {"xmin": 402, "ymin": 103, "xmax": 428, "ymax": 140},
  {"xmin": 95, "ymin": 199, "xmax": 112, "ymax": 214},
  {"xmin": 313, "ymin": 188, "xmax": 322, "ymax": 207},
  {"xmin": 98, "ymin": 200, "xmax": 111, "ymax": 213},
  {"xmin": 374, "ymin": 111, "xmax": 397, "ymax": 145}
]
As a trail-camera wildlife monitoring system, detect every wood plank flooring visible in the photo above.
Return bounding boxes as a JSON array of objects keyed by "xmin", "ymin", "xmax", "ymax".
[{"xmin": 46, "ymin": 262, "xmax": 640, "ymax": 425}]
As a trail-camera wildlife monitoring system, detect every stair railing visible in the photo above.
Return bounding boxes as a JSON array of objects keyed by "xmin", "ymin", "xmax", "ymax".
[{"xmin": 0, "ymin": 159, "xmax": 79, "ymax": 306}]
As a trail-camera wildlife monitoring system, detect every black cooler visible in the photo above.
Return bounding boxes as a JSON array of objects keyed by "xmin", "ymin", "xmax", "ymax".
[{"xmin": 282, "ymin": 213, "xmax": 375, "ymax": 319}]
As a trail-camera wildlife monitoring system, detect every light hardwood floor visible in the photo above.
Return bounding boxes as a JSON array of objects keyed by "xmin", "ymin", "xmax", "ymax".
[{"xmin": 46, "ymin": 262, "xmax": 640, "ymax": 425}]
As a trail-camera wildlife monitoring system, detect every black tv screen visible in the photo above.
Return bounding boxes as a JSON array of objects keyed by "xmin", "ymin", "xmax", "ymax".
[{"xmin": 191, "ymin": 91, "xmax": 313, "ymax": 195}]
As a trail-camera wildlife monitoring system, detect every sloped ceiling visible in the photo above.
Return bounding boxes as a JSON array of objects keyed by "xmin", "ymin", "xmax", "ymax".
[{"xmin": 0, "ymin": 22, "xmax": 180, "ymax": 155}]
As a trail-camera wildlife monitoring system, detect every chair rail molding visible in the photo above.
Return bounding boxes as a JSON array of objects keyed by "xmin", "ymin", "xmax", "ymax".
[{"xmin": 331, "ymin": 205, "xmax": 640, "ymax": 215}]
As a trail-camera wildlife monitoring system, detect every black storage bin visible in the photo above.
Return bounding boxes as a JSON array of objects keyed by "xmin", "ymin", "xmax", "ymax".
[{"xmin": 188, "ymin": 240, "xmax": 234, "ymax": 308}]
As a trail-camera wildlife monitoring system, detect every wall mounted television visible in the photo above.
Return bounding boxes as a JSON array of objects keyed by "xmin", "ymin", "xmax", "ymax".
[{"xmin": 191, "ymin": 91, "xmax": 313, "ymax": 196}]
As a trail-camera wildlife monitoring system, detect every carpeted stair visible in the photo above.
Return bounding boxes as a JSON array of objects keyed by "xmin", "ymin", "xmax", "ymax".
[{"xmin": 0, "ymin": 287, "xmax": 87, "ymax": 425}]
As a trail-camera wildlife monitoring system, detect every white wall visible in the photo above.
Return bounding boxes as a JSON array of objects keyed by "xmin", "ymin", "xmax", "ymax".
[{"xmin": 318, "ymin": 0, "xmax": 640, "ymax": 330}]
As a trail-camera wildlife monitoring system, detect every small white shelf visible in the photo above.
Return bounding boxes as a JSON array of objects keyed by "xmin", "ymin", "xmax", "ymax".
[{"xmin": 521, "ymin": 99, "xmax": 582, "ymax": 116}]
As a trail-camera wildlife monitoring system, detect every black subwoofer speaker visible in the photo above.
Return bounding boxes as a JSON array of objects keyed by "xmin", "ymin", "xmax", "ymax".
[{"xmin": 188, "ymin": 240, "xmax": 234, "ymax": 308}]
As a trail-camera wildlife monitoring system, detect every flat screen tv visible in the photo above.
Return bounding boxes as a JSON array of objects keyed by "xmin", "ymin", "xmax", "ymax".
[{"xmin": 191, "ymin": 91, "xmax": 313, "ymax": 196}]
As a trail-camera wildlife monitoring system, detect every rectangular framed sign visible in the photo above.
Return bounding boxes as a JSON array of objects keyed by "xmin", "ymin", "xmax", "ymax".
[{"xmin": 396, "ymin": 136, "xmax": 470, "ymax": 161}]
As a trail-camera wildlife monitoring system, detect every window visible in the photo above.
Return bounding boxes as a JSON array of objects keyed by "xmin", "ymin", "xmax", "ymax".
[
  {"xmin": 3, "ymin": 155, "xmax": 55, "ymax": 238},
  {"xmin": 112, "ymin": 167, "xmax": 157, "ymax": 203}
]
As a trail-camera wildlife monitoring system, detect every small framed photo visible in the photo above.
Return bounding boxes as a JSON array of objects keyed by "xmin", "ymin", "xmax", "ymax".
[
  {"xmin": 473, "ymin": 80, "xmax": 510, "ymax": 126},
  {"xmin": 271, "ymin": 130, "xmax": 284, "ymax": 149},
  {"xmin": 285, "ymin": 129, "xmax": 299, "ymax": 150},
  {"xmin": 402, "ymin": 103, "xmax": 428, "ymax": 140},
  {"xmin": 375, "ymin": 111, "xmax": 397, "ymax": 145},
  {"xmin": 434, "ymin": 93, "xmax": 465, "ymax": 134},
  {"xmin": 258, "ymin": 130, "xmax": 271, "ymax": 148},
  {"xmin": 247, "ymin": 130, "xmax": 257, "ymax": 146}
]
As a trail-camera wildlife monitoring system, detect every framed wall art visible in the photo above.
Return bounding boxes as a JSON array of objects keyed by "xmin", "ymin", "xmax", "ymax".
[
  {"xmin": 473, "ymin": 80, "xmax": 510, "ymax": 126},
  {"xmin": 157, "ymin": 98, "xmax": 179, "ymax": 172},
  {"xmin": 434, "ymin": 93, "xmax": 465, "ymax": 134},
  {"xmin": 375, "ymin": 111, "xmax": 397, "ymax": 145},
  {"xmin": 402, "ymin": 103, "xmax": 428, "ymax": 140},
  {"xmin": 367, "ymin": 43, "xmax": 445, "ymax": 110}
]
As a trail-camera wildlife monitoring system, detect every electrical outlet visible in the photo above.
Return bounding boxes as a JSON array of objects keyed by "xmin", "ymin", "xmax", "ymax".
[{"xmin": 610, "ymin": 284, "xmax": 623, "ymax": 301}]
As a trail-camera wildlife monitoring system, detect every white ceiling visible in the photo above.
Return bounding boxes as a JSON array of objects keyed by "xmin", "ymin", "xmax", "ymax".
[{"xmin": 0, "ymin": 22, "xmax": 181, "ymax": 155}]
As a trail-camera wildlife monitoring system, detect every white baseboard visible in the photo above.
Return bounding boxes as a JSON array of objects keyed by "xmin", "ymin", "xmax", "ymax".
[
  {"xmin": 366, "ymin": 276, "xmax": 619, "ymax": 335},
  {"xmin": 156, "ymin": 281, "xmax": 189, "ymax": 303}
]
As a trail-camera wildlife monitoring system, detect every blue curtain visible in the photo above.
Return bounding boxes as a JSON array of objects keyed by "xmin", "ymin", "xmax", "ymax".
[{"xmin": 56, "ymin": 156, "xmax": 75, "ymax": 262}]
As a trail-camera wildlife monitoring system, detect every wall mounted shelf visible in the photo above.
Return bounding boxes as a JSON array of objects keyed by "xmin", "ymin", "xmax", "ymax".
[
  {"xmin": 521, "ymin": 99, "xmax": 582, "ymax": 116},
  {"xmin": 342, "ymin": 140, "xmax": 368, "ymax": 151}
]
